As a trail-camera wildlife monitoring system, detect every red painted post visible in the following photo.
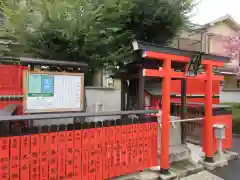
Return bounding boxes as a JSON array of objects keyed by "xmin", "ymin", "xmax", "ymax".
[
  {"xmin": 160, "ymin": 58, "xmax": 171, "ymax": 174},
  {"xmin": 204, "ymin": 63, "xmax": 214, "ymax": 162}
]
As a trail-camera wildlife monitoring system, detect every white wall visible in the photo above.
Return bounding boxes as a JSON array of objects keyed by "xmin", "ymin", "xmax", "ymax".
[{"xmin": 220, "ymin": 89, "xmax": 240, "ymax": 103}]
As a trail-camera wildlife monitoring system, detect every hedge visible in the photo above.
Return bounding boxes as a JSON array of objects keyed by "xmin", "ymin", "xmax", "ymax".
[{"xmin": 221, "ymin": 102, "xmax": 240, "ymax": 134}]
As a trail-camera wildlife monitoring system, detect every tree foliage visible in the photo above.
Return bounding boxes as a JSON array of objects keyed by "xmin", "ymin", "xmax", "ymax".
[{"xmin": 1, "ymin": 0, "xmax": 195, "ymax": 70}]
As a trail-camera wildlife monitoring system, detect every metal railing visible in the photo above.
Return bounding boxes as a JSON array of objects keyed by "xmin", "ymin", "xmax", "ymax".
[
  {"xmin": 0, "ymin": 109, "xmax": 158, "ymax": 122},
  {"xmin": 170, "ymin": 117, "xmax": 203, "ymax": 123},
  {"xmin": 0, "ymin": 104, "xmax": 17, "ymax": 116}
]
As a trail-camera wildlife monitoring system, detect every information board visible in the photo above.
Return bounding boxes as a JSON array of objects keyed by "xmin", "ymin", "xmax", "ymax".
[{"xmin": 24, "ymin": 71, "xmax": 84, "ymax": 113}]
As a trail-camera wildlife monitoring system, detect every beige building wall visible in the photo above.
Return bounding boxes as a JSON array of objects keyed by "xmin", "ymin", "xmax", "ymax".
[{"xmin": 178, "ymin": 21, "xmax": 239, "ymax": 90}]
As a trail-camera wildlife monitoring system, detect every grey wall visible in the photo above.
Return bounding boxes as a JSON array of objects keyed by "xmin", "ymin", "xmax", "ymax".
[
  {"xmin": 85, "ymin": 87, "xmax": 121, "ymax": 121},
  {"xmin": 158, "ymin": 116, "xmax": 182, "ymax": 151},
  {"xmin": 33, "ymin": 87, "xmax": 121, "ymax": 126}
]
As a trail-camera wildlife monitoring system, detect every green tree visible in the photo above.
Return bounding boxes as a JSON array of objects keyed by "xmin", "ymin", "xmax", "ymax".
[{"xmin": 1, "ymin": 0, "xmax": 195, "ymax": 83}]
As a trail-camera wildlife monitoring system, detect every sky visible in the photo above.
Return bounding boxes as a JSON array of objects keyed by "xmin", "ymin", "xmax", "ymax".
[{"xmin": 191, "ymin": 0, "xmax": 240, "ymax": 25}]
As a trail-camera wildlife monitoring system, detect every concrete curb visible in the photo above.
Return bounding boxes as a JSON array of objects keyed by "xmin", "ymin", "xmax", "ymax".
[
  {"xmin": 225, "ymin": 150, "xmax": 240, "ymax": 160},
  {"xmin": 170, "ymin": 159, "xmax": 204, "ymax": 178},
  {"xmin": 232, "ymin": 133, "xmax": 240, "ymax": 137}
]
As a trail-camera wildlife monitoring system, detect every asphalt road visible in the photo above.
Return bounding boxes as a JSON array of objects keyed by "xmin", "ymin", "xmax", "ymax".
[{"xmin": 211, "ymin": 135, "xmax": 240, "ymax": 180}]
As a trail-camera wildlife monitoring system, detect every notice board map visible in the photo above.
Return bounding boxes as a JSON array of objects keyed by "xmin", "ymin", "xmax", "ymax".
[
  {"xmin": 28, "ymin": 74, "xmax": 54, "ymax": 97},
  {"xmin": 24, "ymin": 71, "xmax": 84, "ymax": 113}
]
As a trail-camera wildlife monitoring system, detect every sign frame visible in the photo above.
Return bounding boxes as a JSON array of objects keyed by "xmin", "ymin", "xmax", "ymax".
[{"xmin": 23, "ymin": 71, "xmax": 84, "ymax": 113}]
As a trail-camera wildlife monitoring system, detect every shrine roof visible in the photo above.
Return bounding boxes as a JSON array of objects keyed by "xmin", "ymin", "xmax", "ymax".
[
  {"xmin": 0, "ymin": 56, "xmax": 88, "ymax": 68},
  {"xmin": 132, "ymin": 40, "xmax": 230, "ymax": 63},
  {"xmin": 112, "ymin": 40, "xmax": 230, "ymax": 78}
]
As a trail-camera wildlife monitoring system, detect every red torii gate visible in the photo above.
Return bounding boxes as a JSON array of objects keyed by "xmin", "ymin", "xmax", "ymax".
[{"xmin": 131, "ymin": 40, "xmax": 230, "ymax": 174}]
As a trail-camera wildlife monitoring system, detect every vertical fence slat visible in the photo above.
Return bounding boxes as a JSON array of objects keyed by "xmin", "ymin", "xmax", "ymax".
[
  {"xmin": 114, "ymin": 120, "xmax": 122, "ymax": 177},
  {"xmin": 121, "ymin": 122, "xmax": 127, "ymax": 175},
  {"xmin": 10, "ymin": 135, "xmax": 20, "ymax": 180},
  {"xmin": 95, "ymin": 122, "xmax": 103, "ymax": 180},
  {"xmin": 82, "ymin": 122, "xmax": 89, "ymax": 180},
  {"xmin": 143, "ymin": 121, "xmax": 149, "ymax": 170},
  {"xmin": 148, "ymin": 121, "xmax": 154, "ymax": 167},
  {"xmin": 88, "ymin": 122, "xmax": 96, "ymax": 180},
  {"xmin": 30, "ymin": 127, "xmax": 40, "ymax": 180},
  {"xmin": 66, "ymin": 124, "xmax": 74, "ymax": 180},
  {"xmin": 58, "ymin": 124, "xmax": 66, "ymax": 180},
  {"xmin": 138, "ymin": 122, "xmax": 144, "ymax": 171},
  {"xmin": 74, "ymin": 123, "xmax": 82, "ymax": 180},
  {"xmin": 39, "ymin": 126, "xmax": 49, "ymax": 180},
  {"xmin": 102, "ymin": 121, "xmax": 109, "ymax": 180},
  {"xmin": 132, "ymin": 121, "xmax": 138, "ymax": 172},
  {"xmin": 49, "ymin": 125, "xmax": 58, "ymax": 180},
  {"xmin": 0, "ymin": 136, "xmax": 9, "ymax": 180},
  {"xmin": 126, "ymin": 121, "xmax": 133, "ymax": 174},
  {"xmin": 153, "ymin": 121, "xmax": 158, "ymax": 167},
  {"xmin": 108, "ymin": 120, "xmax": 116, "ymax": 179},
  {"xmin": 20, "ymin": 130, "xmax": 30, "ymax": 180}
]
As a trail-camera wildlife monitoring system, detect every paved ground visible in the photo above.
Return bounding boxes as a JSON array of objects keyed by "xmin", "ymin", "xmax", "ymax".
[
  {"xmin": 181, "ymin": 171, "xmax": 223, "ymax": 180},
  {"xmin": 210, "ymin": 135, "xmax": 240, "ymax": 180},
  {"xmin": 187, "ymin": 135, "xmax": 240, "ymax": 180},
  {"xmin": 231, "ymin": 134, "xmax": 240, "ymax": 152}
]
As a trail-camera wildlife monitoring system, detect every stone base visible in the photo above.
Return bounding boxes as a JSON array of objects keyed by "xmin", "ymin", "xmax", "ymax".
[
  {"xmin": 199, "ymin": 151, "xmax": 239, "ymax": 170},
  {"xmin": 224, "ymin": 150, "xmax": 239, "ymax": 161},
  {"xmin": 142, "ymin": 168, "xmax": 177, "ymax": 180},
  {"xmin": 170, "ymin": 159, "xmax": 204, "ymax": 178},
  {"xmin": 158, "ymin": 145, "xmax": 191, "ymax": 164},
  {"xmin": 199, "ymin": 158, "xmax": 228, "ymax": 171},
  {"xmin": 158, "ymin": 171, "xmax": 177, "ymax": 180},
  {"xmin": 112, "ymin": 158, "xmax": 204, "ymax": 180}
]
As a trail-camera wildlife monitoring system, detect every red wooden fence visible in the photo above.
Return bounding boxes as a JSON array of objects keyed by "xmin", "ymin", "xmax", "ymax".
[
  {"xmin": 0, "ymin": 65, "xmax": 27, "ymax": 115},
  {"xmin": 171, "ymin": 79, "xmax": 220, "ymax": 95},
  {"xmin": 0, "ymin": 118, "xmax": 158, "ymax": 180}
]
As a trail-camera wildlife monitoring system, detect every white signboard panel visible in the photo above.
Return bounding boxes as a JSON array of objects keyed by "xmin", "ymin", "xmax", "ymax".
[{"xmin": 24, "ymin": 71, "xmax": 84, "ymax": 113}]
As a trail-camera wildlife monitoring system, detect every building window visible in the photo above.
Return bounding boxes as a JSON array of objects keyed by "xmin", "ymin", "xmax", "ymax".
[
  {"xmin": 220, "ymin": 80, "xmax": 224, "ymax": 86},
  {"xmin": 237, "ymin": 80, "xmax": 240, "ymax": 88}
]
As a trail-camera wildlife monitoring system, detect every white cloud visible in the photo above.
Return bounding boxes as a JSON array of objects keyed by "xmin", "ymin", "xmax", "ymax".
[{"xmin": 191, "ymin": 0, "xmax": 240, "ymax": 24}]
